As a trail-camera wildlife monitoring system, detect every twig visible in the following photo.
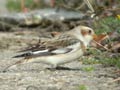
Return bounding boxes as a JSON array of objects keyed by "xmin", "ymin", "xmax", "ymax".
[
  {"xmin": 113, "ymin": 70, "xmax": 120, "ymax": 74},
  {"xmin": 108, "ymin": 77, "xmax": 120, "ymax": 84},
  {"xmin": 76, "ymin": 2, "xmax": 86, "ymax": 10},
  {"xmin": 93, "ymin": 40, "xmax": 109, "ymax": 51},
  {"xmin": 83, "ymin": 0, "xmax": 94, "ymax": 13}
]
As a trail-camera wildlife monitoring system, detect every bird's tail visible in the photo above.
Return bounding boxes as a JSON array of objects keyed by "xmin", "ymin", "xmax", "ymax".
[
  {"xmin": 3, "ymin": 59, "xmax": 26, "ymax": 72},
  {"xmin": 12, "ymin": 52, "xmax": 32, "ymax": 58}
]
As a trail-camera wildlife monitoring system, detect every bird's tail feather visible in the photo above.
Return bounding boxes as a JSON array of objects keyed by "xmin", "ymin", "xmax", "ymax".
[
  {"xmin": 12, "ymin": 52, "xmax": 32, "ymax": 58},
  {"xmin": 3, "ymin": 59, "xmax": 26, "ymax": 72}
]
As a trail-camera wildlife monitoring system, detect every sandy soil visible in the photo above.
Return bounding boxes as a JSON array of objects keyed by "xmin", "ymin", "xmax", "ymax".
[{"xmin": 0, "ymin": 30, "xmax": 119, "ymax": 90}]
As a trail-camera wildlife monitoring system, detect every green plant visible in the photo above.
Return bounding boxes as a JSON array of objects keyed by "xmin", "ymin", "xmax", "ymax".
[
  {"xmin": 93, "ymin": 17, "xmax": 120, "ymax": 34},
  {"xmin": 77, "ymin": 85, "xmax": 87, "ymax": 90},
  {"xmin": 6, "ymin": 0, "xmax": 43, "ymax": 12},
  {"xmin": 99, "ymin": 56, "xmax": 120, "ymax": 68},
  {"xmin": 81, "ymin": 66, "xmax": 94, "ymax": 72},
  {"xmin": 6, "ymin": 0, "xmax": 21, "ymax": 12},
  {"xmin": 82, "ymin": 49, "xmax": 101, "ymax": 65}
]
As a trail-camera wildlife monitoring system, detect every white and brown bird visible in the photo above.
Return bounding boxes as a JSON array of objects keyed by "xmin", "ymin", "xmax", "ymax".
[{"xmin": 4, "ymin": 26, "xmax": 97, "ymax": 71}]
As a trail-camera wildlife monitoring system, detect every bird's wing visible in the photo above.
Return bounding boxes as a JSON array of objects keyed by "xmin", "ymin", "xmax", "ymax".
[{"xmin": 14, "ymin": 33, "xmax": 81, "ymax": 59}]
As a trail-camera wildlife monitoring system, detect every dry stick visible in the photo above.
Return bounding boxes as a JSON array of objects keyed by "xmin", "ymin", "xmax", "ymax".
[
  {"xmin": 76, "ymin": 2, "xmax": 86, "ymax": 10},
  {"xmin": 108, "ymin": 77, "xmax": 120, "ymax": 84},
  {"xmin": 113, "ymin": 70, "xmax": 120, "ymax": 74},
  {"xmin": 83, "ymin": 0, "xmax": 95, "ymax": 13},
  {"xmin": 93, "ymin": 40, "xmax": 109, "ymax": 51}
]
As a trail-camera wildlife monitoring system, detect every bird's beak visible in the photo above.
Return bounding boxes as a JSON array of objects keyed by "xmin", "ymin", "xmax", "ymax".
[{"xmin": 92, "ymin": 34, "xmax": 97, "ymax": 40}]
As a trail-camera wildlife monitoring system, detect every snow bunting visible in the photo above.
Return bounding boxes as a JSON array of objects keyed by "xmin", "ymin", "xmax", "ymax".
[{"xmin": 4, "ymin": 26, "xmax": 97, "ymax": 71}]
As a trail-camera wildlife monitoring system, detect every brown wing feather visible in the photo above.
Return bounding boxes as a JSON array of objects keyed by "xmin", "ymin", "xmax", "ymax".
[
  {"xmin": 14, "ymin": 34, "xmax": 82, "ymax": 59},
  {"xmin": 20, "ymin": 33, "xmax": 80, "ymax": 52}
]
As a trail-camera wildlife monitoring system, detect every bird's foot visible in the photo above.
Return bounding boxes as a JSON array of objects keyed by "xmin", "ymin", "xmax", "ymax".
[
  {"xmin": 55, "ymin": 66, "xmax": 71, "ymax": 70},
  {"xmin": 46, "ymin": 67, "xmax": 56, "ymax": 71},
  {"xmin": 46, "ymin": 66, "xmax": 71, "ymax": 71}
]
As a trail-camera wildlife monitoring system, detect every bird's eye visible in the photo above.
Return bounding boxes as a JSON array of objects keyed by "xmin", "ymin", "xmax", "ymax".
[{"xmin": 88, "ymin": 30, "xmax": 92, "ymax": 34}]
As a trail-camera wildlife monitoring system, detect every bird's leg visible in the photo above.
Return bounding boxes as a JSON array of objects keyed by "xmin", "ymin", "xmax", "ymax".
[
  {"xmin": 47, "ymin": 64, "xmax": 57, "ymax": 71},
  {"xmin": 3, "ymin": 59, "xmax": 28, "ymax": 72},
  {"xmin": 47, "ymin": 65, "xmax": 70, "ymax": 71}
]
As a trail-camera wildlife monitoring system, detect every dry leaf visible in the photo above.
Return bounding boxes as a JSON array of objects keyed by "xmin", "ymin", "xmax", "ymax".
[
  {"xmin": 94, "ymin": 33, "xmax": 109, "ymax": 43},
  {"xmin": 111, "ymin": 42, "xmax": 120, "ymax": 52},
  {"xmin": 51, "ymin": 31, "xmax": 60, "ymax": 37},
  {"xmin": 90, "ymin": 33, "xmax": 109, "ymax": 50}
]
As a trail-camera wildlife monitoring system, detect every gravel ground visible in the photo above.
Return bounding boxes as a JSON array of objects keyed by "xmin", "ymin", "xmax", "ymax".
[{"xmin": 0, "ymin": 31, "xmax": 119, "ymax": 90}]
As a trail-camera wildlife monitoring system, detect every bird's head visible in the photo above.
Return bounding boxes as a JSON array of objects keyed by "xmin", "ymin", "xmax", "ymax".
[{"xmin": 73, "ymin": 26, "xmax": 97, "ymax": 47}]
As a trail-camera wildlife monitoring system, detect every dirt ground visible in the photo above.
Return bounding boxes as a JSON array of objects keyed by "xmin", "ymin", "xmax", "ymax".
[{"xmin": 0, "ymin": 30, "xmax": 120, "ymax": 90}]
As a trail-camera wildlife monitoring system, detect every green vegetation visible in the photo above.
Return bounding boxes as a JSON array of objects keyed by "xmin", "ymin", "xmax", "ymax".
[
  {"xmin": 82, "ymin": 48, "xmax": 120, "ymax": 69},
  {"xmin": 93, "ymin": 17, "xmax": 120, "ymax": 34},
  {"xmin": 6, "ymin": 0, "xmax": 21, "ymax": 12},
  {"xmin": 77, "ymin": 85, "xmax": 87, "ymax": 90},
  {"xmin": 81, "ymin": 66, "xmax": 94, "ymax": 72},
  {"xmin": 82, "ymin": 49, "xmax": 101, "ymax": 65},
  {"xmin": 81, "ymin": 16, "xmax": 120, "ymax": 69},
  {"xmin": 6, "ymin": 0, "xmax": 43, "ymax": 12},
  {"xmin": 99, "ymin": 55, "xmax": 120, "ymax": 68}
]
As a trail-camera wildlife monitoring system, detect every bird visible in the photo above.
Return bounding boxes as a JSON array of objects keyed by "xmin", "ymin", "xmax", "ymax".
[{"xmin": 4, "ymin": 25, "xmax": 97, "ymax": 71}]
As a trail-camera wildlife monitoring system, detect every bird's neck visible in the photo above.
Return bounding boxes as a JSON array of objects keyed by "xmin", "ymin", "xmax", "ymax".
[
  {"xmin": 73, "ymin": 34, "xmax": 89, "ymax": 47},
  {"xmin": 76, "ymin": 35, "xmax": 89, "ymax": 47},
  {"xmin": 67, "ymin": 30, "xmax": 90, "ymax": 47}
]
